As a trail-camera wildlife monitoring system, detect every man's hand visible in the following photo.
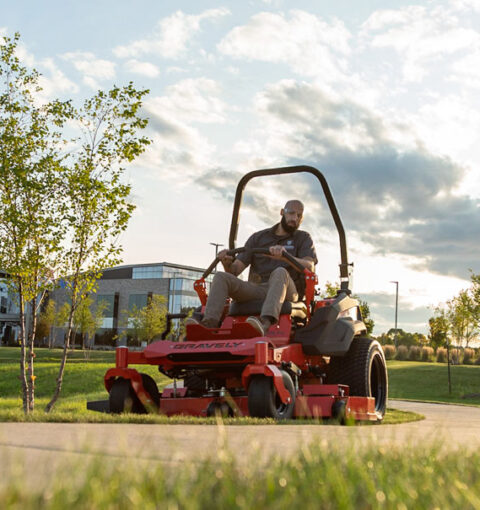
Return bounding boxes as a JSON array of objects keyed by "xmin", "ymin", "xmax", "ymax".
[
  {"xmin": 216, "ymin": 249, "xmax": 246, "ymax": 276},
  {"xmin": 269, "ymin": 245, "xmax": 286, "ymax": 259},
  {"xmin": 217, "ymin": 249, "xmax": 234, "ymax": 270}
]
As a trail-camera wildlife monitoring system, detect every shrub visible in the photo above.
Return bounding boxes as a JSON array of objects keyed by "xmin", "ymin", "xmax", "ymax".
[
  {"xmin": 382, "ymin": 345, "xmax": 396, "ymax": 360},
  {"xmin": 421, "ymin": 346, "xmax": 434, "ymax": 362},
  {"xmin": 463, "ymin": 348, "xmax": 475, "ymax": 365},
  {"xmin": 436, "ymin": 347, "xmax": 447, "ymax": 363},
  {"xmin": 395, "ymin": 345, "xmax": 408, "ymax": 361},
  {"xmin": 450, "ymin": 348, "xmax": 461, "ymax": 365},
  {"xmin": 408, "ymin": 345, "xmax": 422, "ymax": 361}
]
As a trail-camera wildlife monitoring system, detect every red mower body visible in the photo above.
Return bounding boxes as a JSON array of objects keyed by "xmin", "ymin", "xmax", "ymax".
[{"xmin": 88, "ymin": 166, "xmax": 388, "ymax": 423}]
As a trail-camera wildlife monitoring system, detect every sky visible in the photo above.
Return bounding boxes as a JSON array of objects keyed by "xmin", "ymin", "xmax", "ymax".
[{"xmin": 2, "ymin": 0, "xmax": 480, "ymax": 334}]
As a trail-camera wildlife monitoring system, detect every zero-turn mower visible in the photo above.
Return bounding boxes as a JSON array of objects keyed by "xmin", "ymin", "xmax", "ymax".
[{"xmin": 88, "ymin": 166, "xmax": 388, "ymax": 422}]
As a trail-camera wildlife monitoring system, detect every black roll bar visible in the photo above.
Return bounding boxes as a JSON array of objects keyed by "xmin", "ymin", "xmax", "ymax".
[{"xmin": 228, "ymin": 165, "xmax": 352, "ymax": 291}]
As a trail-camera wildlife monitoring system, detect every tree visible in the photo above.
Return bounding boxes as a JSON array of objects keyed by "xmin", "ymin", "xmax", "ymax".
[
  {"xmin": 446, "ymin": 290, "xmax": 477, "ymax": 348},
  {"xmin": 45, "ymin": 83, "xmax": 150, "ymax": 411},
  {"xmin": 127, "ymin": 295, "xmax": 168, "ymax": 345},
  {"xmin": 428, "ymin": 308, "xmax": 449, "ymax": 350},
  {"xmin": 0, "ymin": 33, "xmax": 71, "ymax": 413},
  {"xmin": 319, "ymin": 281, "xmax": 375, "ymax": 335},
  {"xmin": 71, "ymin": 296, "xmax": 108, "ymax": 350},
  {"xmin": 37, "ymin": 298, "xmax": 57, "ymax": 348}
]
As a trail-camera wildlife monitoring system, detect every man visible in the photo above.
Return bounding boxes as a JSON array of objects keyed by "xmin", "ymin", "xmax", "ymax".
[{"xmin": 188, "ymin": 200, "xmax": 317, "ymax": 335}]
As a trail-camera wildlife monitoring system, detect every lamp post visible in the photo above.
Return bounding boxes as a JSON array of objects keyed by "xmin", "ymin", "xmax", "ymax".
[
  {"xmin": 390, "ymin": 281, "xmax": 399, "ymax": 348},
  {"xmin": 210, "ymin": 242, "xmax": 224, "ymax": 273}
]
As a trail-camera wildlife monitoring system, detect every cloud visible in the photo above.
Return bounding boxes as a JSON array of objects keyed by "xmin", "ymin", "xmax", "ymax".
[
  {"xmin": 62, "ymin": 51, "xmax": 116, "ymax": 81},
  {"xmin": 124, "ymin": 59, "xmax": 160, "ymax": 78},
  {"xmin": 226, "ymin": 79, "xmax": 480, "ymax": 280},
  {"xmin": 360, "ymin": 4, "xmax": 480, "ymax": 81},
  {"xmin": 114, "ymin": 8, "xmax": 230, "ymax": 59},
  {"xmin": 37, "ymin": 58, "xmax": 79, "ymax": 100},
  {"xmin": 137, "ymin": 81, "xmax": 223, "ymax": 180},
  {"xmin": 218, "ymin": 10, "xmax": 351, "ymax": 80},
  {"xmin": 146, "ymin": 78, "xmax": 227, "ymax": 124}
]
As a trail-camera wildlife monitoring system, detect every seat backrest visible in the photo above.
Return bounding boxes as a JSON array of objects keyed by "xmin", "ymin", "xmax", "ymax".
[{"xmin": 228, "ymin": 300, "xmax": 307, "ymax": 319}]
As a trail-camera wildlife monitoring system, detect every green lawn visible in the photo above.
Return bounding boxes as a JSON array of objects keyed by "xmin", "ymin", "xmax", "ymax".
[
  {"xmin": 2, "ymin": 439, "xmax": 480, "ymax": 509},
  {"xmin": 8, "ymin": 347, "xmax": 480, "ymax": 422},
  {"xmin": 387, "ymin": 360, "xmax": 480, "ymax": 406}
]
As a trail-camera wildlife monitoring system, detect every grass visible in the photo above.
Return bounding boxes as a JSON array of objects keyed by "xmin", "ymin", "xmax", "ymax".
[
  {"xmin": 387, "ymin": 360, "xmax": 480, "ymax": 406},
  {"xmin": 0, "ymin": 347, "xmax": 441, "ymax": 424},
  {"xmin": 2, "ymin": 440, "xmax": 480, "ymax": 508}
]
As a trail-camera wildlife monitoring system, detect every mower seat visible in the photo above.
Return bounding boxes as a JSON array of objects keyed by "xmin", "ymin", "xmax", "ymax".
[{"xmin": 228, "ymin": 300, "xmax": 307, "ymax": 319}]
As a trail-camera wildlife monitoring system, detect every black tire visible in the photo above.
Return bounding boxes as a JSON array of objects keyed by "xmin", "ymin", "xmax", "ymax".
[
  {"xmin": 206, "ymin": 401, "xmax": 233, "ymax": 418},
  {"xmin": 328, "ymin": 337, "xmax": 388, "ymax": 420},
  {"xmin": 140, "ymin": 373, "xmax": 160, "ymax": 411},
  {"xmin": 248, "ymin": 371, "xmax": 295, "ymax": 420},
  {"xmin": 109, "ymin": 374, "xmax": 160, "ymax": 414}
]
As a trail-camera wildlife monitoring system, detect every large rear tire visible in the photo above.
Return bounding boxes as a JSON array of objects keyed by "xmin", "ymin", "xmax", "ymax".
[
  {"xmin": 328, "ymin": 337, "xmax": 388, "ymax": 420},
  {"xmin": 248, "ymin": 371, "xmax": 295, "ymax": 420}
]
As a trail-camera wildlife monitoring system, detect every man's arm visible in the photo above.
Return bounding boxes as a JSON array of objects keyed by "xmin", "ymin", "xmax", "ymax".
[
  {"xmin": 217, "ymin": 249, "xmax": 247, "ymax": 276},
  {"xmin": 268, "ymin": 245, "xmax": 315, "ymax": 272}
]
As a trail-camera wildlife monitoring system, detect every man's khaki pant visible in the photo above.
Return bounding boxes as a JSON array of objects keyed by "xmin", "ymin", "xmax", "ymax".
[{"xmin": 204, "ymin": 267, "xmax": 298, "ymax": 323}]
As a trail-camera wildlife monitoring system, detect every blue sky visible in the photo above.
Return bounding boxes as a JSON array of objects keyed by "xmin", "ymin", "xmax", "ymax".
[{"xmin": 2, "ymin": 0, "xmax": 480, "ymax": 334}]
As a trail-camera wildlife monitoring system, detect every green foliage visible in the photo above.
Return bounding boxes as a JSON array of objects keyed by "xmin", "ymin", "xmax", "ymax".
[
  {"xmin": 3, "ymin": 439, "xmax": 480, "ymax": 508},
  {"xmin": 124, "ymin": 294, "xmax": 168, "ymax": 345},
  {"xmin": 0, "ymin": 32, "xmax": 151, "ymax": 412},
  {"xmin": 0, "ymin": 32, "xmax": 73, "ymax": 412}
]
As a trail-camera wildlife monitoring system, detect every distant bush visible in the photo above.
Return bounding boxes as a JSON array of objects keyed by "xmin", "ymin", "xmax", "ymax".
[
  {"xmin": 382, "ymin": 345, "xmax": 396, "ymax": 360},
  {"xmin": 396, "ymin": 345, "xmax": 408, "ymax": 361},
  {"xmin": 436, "ymin": 347, "xmax": 447, "ymax": 363},
  {"xmin": 463, "ymin": 348, "xmax": 475, "ymax": 365},
  {"xmin": 421, "ymin": 346, "xmax": 434, "ymax": 362},
  {"xmin": 408, "ymin": 346, "xmax": 422, "ymax": 361},
  {"xmin": 450, "ymin": 349, "xmax": 461, "ymax": 365}
]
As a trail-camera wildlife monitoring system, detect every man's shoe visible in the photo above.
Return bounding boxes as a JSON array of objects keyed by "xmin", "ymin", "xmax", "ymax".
[
  {"xmin": 185, "ymin": 317, "xmax": 219, "ymax": 328},
  {"xmin": 246, "ymin": 316, "xmax": 270, "ymax": 336},
  {"xmin": 201, "ymin": 317, "xmax": 220, "ymax": 328}
]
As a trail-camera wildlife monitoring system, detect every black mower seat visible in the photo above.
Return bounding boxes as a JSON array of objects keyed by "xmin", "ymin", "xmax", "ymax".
[{"xmin": 228, "ymin": 300, "xmax": 307, "ymax": 319}]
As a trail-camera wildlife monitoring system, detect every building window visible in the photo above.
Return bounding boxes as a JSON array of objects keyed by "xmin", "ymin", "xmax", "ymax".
[
  {"xmin": 128, "ymin": 294, "xmax": 148, "ymax": 311},
  {"xmin": 96, "ymin": 294, "xmax": 115, "ymax": 318},
  {"xmin": 132, "ymin": 266, "xmax": 163, "ymax": 279}
]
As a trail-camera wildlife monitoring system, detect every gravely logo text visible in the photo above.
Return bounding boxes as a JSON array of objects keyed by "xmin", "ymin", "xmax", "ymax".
[{"xmin": 172, "ymin": 342, "xmax": 244, "ymax": 350}]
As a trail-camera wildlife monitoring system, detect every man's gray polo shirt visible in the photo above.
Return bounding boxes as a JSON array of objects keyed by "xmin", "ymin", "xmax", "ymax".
[{"xmin": 236, "ymin": 223, "xmax": 318, "ymax": 293}]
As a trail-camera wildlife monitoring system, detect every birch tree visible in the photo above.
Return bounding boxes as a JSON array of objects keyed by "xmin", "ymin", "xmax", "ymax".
[
  {"xmin": 0, "ymin": 33, "xmax": 70, "ymax": 413},
  {"xmin": 45, "ymin": 84, "xmax": 150, "ymax": 411}
]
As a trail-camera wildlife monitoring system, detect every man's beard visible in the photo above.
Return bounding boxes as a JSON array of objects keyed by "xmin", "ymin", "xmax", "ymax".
[{"xmin": 281, "ymin": 215, "xmax": 298, "ymax": 234}]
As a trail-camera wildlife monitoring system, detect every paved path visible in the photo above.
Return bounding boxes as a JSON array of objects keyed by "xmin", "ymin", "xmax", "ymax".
[{"xmin": 1, "ymin": 400, "xmax": 480, "ymax": 483}]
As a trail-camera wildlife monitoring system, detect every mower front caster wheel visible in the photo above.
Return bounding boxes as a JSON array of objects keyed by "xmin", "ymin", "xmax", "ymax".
[
  {"xmin": 248, "ymin": 371, "xmax": 295, "ymax": 420},
  {"xmin": 109, "ymin": 373, "xmax": 160, "ymax": 414}
]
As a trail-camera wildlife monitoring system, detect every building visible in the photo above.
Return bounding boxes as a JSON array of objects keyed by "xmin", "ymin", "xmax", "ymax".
[
  {"xmin": 0, "ymin": 273, "xmax": 21, "ymax": 345},
  {"xmin": 50, "ymin": 262, "xmax": 211, "ymax": 347}
]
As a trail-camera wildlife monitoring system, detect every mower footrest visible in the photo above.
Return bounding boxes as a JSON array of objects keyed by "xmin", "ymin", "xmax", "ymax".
[{"xmin": 87, "ymin": 400, "xmax": 110, "ymax": 413}]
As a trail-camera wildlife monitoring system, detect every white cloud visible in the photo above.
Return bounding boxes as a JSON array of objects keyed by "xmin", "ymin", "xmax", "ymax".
[
  {"xmin": 146, "ymin": 78, "xmax": 227, "ymax": 124},
  {"xmin": 218, "ymin": 10, "xmax": 351, "ymax": 80},
  {"xmin": 37, "ymin": 58, "xmax": 79, "ymax": 99},
  {"xmin": 62, "ymin": 51, "xmax": 116, "ymax": 80},
  {"xmin": 361, "ymin": 5, "xmax": 480, "ymax": 81},
  {"xmin": 113, "ymin": 8, "xmax": 230, "ymax": 59},
  {"xmin": 124, "ymin": 59, "xmax": 160, "ymax": 78}
]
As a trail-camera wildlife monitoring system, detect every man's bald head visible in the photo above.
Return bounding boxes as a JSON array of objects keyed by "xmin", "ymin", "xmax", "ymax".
[{"xmin": 281, "ymin": 200, "xmax": 304, "ymax": 233}]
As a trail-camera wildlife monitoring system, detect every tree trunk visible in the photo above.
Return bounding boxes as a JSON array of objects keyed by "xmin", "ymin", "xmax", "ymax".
[
  {"xmin": 18, "ymin": 280, "xmax": 30, "ymax": 414},
  {"xmin": 27, "ymin": 297, "xmax": 37, "ymax": 412},
  {"xmin": 45, "ymin": 300, "xmax": 75, "ymax": 412}
]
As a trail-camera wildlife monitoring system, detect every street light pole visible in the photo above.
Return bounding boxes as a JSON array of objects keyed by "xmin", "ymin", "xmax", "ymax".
[
  {"xmin": 209, "ymin": 242, "xmax": 224, "ymax": 273},
  {"xmin": 390, "ymin": 281, "xmax": 399, "ymax": 348}
]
